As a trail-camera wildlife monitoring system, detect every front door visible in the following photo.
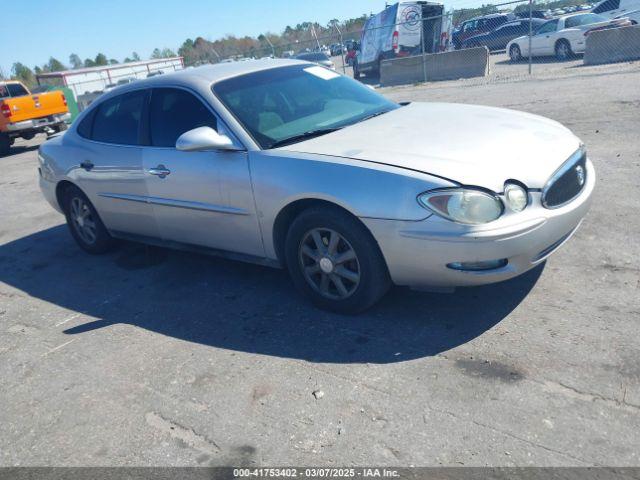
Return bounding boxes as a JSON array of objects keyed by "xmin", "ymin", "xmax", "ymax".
[{"xmin": 141, "ymin": 87, "xmax": 263, "ymax": 257}]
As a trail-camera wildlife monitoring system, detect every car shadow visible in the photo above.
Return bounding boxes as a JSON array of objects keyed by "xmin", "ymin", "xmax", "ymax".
[
  {"xmin": 1, "ymin": 144, "xmax": 39, "ymax": 158},
  {"xmin": 0, "ymin": 225, "xmax": 544, "ymax": 364}
]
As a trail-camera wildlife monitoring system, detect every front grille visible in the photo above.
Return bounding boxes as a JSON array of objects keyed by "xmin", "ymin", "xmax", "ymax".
[{"xmin": 542, "ymin": 149, "xmax": 587, "ymax": 209}]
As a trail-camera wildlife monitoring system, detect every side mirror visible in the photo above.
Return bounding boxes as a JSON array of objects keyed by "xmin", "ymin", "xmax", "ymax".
[{"xmin": 176, "ymin": 126, "xmax": 238, "ymax": 152}]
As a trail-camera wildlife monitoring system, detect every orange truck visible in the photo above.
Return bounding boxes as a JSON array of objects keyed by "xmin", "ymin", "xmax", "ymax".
[{"xmin": 0, "ymin": 81, "xmax": 70, "ymax": 155}]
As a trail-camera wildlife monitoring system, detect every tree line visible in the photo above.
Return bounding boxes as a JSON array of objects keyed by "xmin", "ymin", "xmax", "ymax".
[{"xmin": 1, "ymin": 16, "xmax": 367, "ymax": 88}]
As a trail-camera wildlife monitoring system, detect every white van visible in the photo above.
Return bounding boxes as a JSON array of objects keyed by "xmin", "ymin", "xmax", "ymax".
[
  {"xmin": 354, "ymin": 1, "xmax": 448, "ymax": 78},
  {"xmin": 591, "ymin": 0, "xmax": 640, "ymax": 23}
]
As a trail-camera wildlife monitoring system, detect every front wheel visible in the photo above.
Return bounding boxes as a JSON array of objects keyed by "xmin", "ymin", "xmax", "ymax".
[
  {"xmin": 63, "ymin": 185, "xmax": 115, "ymax": 254},
  {"xmin": 555, "ymin": 40, "xmax": 573, "ymax": 61},
  {"xmin": 285, "ymin": 207, "xmax": 391, "ymax": 314},
  {"xmin": 509, "ymin": 44, "xmax": 522, "ymax": 62}
]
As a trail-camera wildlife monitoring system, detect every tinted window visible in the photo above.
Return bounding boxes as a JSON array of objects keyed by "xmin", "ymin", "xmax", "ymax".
[
  {"xmin": 592, "ymin": 0, "xmax": 620, "ymax": 13},
  {"xmin": 536, "ymin": 20, "xmax": 559, "ymax": 33},
  {"xmin": 92, "ymin": 90, "xmax": 147, "ymax": 145},
  {"xmin": 149, "ymin": 88, "xmax": 217, "ymax": 148},
  {"xmin": 76, "ymin": 109, "xmax": 96, "ymax": 139},
  {"xmin": 7, "ymin": 83, "xmax": 29, "ymax": 97}
]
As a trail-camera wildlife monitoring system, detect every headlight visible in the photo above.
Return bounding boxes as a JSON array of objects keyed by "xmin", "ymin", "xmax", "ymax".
[
  {"xmin": 418, "ymin": 188, "xmax": 504, "ymax": 225},
  {"xmin": 504, "ymin": 183, "xmax": 528, "ymax": 212}
]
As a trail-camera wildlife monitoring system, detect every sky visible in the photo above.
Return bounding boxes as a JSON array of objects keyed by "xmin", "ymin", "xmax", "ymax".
[{"xmin": 0, "ymin": 0, "xmax": 382, "ymax": 75}]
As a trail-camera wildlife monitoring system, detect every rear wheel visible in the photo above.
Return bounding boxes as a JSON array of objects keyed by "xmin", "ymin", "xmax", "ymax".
[
  {"xmin": 62, "ymin": 185, "xmax": 115, "ymax": 254},
  {"xmin": 555, "ymin": 39, "xmax": 573, "ymax": 61},
  {"xmin": 509, "ymin": 44, "xmax": 522, "ymax": 62},
  {"xmin": 285, "ymin": 207, "xmax": 391, "ymax": 314}
]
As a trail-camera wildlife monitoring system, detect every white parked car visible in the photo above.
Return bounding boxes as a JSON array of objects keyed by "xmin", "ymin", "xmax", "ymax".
[
  {"xmin": 507, "ymin": 13, "xmax": 632, "ymax": 61},
  {"xmin": 592, "ymin": 0, "xmax": 640, "ymax": 23}
]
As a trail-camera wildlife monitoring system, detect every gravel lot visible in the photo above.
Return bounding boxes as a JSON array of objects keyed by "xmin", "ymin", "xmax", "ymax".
[{"xmin": 1, "ymin": 61, "xmax": 639, "ymax": 467}]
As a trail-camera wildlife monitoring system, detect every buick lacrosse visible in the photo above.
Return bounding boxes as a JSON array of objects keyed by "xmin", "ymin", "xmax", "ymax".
[{"xmin": 39, "ymin": 60, "xmax": 594, "ymax": 313}]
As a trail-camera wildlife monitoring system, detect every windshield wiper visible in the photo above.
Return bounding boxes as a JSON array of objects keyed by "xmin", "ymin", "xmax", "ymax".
[
  {"xmin": 269, "ymin": 127, "xmax": 342, "ymax": 149},
  {"xmin": 356, "ymin": 109, "xmax": 393, "ymax": 123}
]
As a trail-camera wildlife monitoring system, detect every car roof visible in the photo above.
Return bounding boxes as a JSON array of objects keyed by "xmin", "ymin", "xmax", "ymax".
[
  {"xmin": 100, "ymin": 59, "xmax": 308, "ymax": 96},
  {"xmin": 466, "ymin": 13, "xmax": 510, "ymax": 22}
]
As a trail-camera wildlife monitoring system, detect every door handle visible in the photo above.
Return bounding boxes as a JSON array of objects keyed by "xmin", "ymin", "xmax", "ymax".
[
  {"xmin": 147, "ymin": 165, "xmax": 171, "ymax": 178},
  {"xmin": 80, "ymin": 160, "xmax": 94, "ymax": 171}
]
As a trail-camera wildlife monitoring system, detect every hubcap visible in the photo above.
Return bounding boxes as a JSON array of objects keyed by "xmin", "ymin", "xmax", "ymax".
[
  {"xmin": 299, "ymin": 228, "xmax": 361, "ymax": 300},
  {"xmin": 70, "ymin": 196, "xmax": 97, "ymax": 245}
]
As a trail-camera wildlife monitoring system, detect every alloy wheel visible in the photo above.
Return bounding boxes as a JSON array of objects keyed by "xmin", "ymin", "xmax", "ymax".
[
  {"xmin": 298, "ymin": 228, "xmax": 360, "ymax": 300},
  {"xmin": 70, "ymin": 196, "xmax": 97, "ymax": 245}
]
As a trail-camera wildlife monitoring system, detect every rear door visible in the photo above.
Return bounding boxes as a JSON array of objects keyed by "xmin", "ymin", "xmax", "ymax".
[
  {"xmin": 72, "ymin": 89, "xmax": 159, "ymax": 238},
  {"xmin": 141, "ymin": 87, "xmax": 263, "ymax": 256}
]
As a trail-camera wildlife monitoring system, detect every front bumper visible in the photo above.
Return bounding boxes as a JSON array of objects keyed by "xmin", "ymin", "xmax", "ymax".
[
  {"xmin": 362, "ymin": 159, "xmax": 595, "ymax": 288},
  {"xmin": 5, "ymin": 112, "xmax": 70, "ymax": 132}
]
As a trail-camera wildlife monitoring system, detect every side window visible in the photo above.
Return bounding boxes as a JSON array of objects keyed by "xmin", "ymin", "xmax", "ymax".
[
  {"xmin": 537, "ymin": 20, "xmax": 558, "ymax": 34},
  {"xmin": 149, "ymin": 88, "xmax": 218, "ymax": 148},
  {"xmin": 76, "ymin": 108, "xmax": 96, "ymax": 139},
  {"xmin": 92, "ymin": 90, "xmax": 147, "ymax": 145}
]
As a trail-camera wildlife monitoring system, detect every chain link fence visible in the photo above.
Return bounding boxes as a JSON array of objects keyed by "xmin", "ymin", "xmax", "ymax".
[{"xmin": 189, "ymin": 0, "xmax": 640, "ymax": 88}]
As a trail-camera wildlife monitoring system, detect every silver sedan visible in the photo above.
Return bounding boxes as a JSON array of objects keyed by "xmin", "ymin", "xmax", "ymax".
[{"xmin": 38, "ymin": 60, "xmax": 595, "ymax": 313}]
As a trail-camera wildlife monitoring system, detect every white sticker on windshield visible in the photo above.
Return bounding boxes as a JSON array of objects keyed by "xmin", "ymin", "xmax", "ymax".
[{"xmin": 304, "ymin": 66, "xmax": 340, "ymax": 80}]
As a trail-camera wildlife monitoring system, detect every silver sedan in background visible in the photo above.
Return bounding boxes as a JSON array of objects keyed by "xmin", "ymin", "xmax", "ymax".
[{"xmin": 38, "ymin": 60, "xmax": 594, "ymax": 313}]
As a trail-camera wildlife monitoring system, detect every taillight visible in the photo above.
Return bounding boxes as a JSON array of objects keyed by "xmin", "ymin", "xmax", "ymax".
[
  {"xmin": 1, "ymin": 103, "xmax": 11, "ymax": 119},
  {"xmin": 61, "ymin": 93, "xmax": 67, "ymax": 106},
  {"xmin": 392, "ymin": 31, "xmax": 399, "ymax": 53}
]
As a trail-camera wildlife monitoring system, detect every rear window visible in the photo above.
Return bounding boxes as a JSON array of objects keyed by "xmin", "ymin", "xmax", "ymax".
[
  {"xmin": 565, "ymin": 13, "xmax": 608, "ymax": 27},
  {"xmin": 592, "ymin": 0, "xmax": 620, "ymax": 13},
  {"xmin": 91, "ymin": 90, "xmax": 147, "ymax": 145},
  {"xmin": 0, "ymin": 83, "xmax": 29, "ymax": 98}
]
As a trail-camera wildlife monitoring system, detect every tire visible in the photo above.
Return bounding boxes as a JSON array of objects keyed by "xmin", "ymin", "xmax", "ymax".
[
  {"xmin": 21, "ymin": 132, "xmax": 36, "ymax": 141},
  {"xmin": 53, "ymin": 123, "xmax": 68, "ymax": 133},
  {"xmin": 509, "ymin": 44, "xmax": 522, "ymax": 62},
  {"xmin": 555, "ymin": 39, "xmax": 573, "ymax": 61},
  {"xmin": 0, "ymin": 134, "xmax": 10, "ymax": 156},
  {"xmin": 284, "ymin": 206, "xmax": 391, "ymax": 314},
  {"xmin": 62, "ymin": 185, "xmax": 115, "ymax": 254}
]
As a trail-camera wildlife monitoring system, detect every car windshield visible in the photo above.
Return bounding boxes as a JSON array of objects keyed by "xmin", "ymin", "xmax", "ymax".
[
  {"xmin": 296, "ymin": 53, "xmax": 330, "ymax": 61},
  {"xmin": 565, "ymin": 13, "xmax": 608, "ymax": 27},
  {"xmin": 212, "ymin": 64, "xmax": 398, "ymax": 149}
]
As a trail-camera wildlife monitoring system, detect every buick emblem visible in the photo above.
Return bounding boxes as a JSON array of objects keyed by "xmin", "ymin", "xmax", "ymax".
[{"xmin": 575, "ymin": 165, "xmax": 585, "ymax": 186}]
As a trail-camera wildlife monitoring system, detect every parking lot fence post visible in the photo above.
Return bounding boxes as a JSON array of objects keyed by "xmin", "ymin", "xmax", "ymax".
[
  {"xmin": 528, "ymin": 0, "xmax": 533, "ymax": 74},
  {"xmin": 422, "ymin": 17, "xmax": 428, "ymax": 82}
]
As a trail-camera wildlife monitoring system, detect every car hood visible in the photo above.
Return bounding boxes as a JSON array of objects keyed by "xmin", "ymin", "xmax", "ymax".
[{"xmin": 280, "ymin": 102, "xmax": 581, "ymax": 191}]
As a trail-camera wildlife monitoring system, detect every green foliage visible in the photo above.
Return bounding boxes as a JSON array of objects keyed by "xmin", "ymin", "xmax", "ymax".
[
  {"xmin": 84, "ymin": 58, "xmax": 96, "ymax": 68},
  {"xmin": 69, "ymin": 53, "xmax": 82, "ymax": 69},
  {"xmin": 45, "ymin": 57, "xmax": 66, "ymax": 73},
  {"xmin": 94, "ymin": 53, "xmax": 108, "ymax": 66},
  {"xmin": 11, "ymin": 62, "xmax": 36, "ymax": 87}
]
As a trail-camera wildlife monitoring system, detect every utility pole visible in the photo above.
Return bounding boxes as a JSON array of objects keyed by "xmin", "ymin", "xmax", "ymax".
[
  {"xmin": 264, "ymin": 36, "xmax": 276, "ymax": 58},
  {"xmin": 332, "ymin": 21, "xmax": 347, "ymax": 73}
]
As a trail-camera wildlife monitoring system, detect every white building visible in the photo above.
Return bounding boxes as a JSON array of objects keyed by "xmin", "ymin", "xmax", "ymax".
[{"xmin": 36, "ymin": 57, "xmax": 184, "ymax": 99}]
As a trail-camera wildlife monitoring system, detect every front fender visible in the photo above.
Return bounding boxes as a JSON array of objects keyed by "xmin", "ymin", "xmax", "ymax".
[{"xmin": 250, "ymin": 150, "xmax": 455, "ymax": 258}]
